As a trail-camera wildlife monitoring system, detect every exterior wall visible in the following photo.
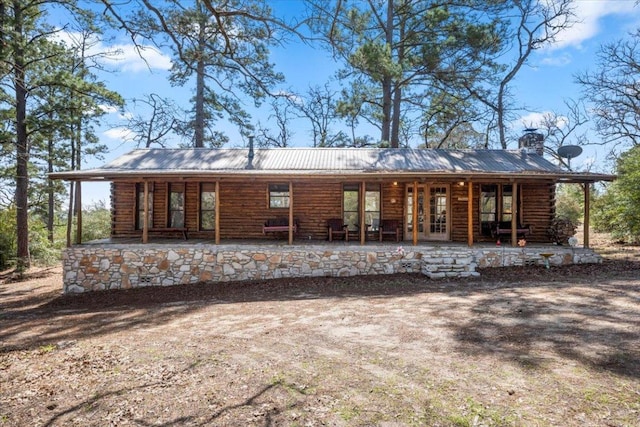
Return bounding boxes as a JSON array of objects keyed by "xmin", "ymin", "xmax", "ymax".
[
  {"xmin": 62, "ymin": 243, "xmax": 602, "ymax": 294},
  {"xmin": 110, "ymin": 179, "xmax": 556, "ymax": 243}
]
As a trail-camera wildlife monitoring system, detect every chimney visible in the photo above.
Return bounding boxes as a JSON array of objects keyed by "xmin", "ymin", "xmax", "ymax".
[
  {"xmin": 518, "ymin": 128, "xmax": 544, "ymax": 155},
  {"xmin": 247, "ymin": 135, "xmax": 254, "ymax": 169}
]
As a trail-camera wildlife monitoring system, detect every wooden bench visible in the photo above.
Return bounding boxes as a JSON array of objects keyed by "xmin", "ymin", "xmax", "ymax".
[
  {"xmin": 491, "ymin": 221, "xmax": 531, "ymax": 241},
  {"xmin": 263, "ymin": 218, "xmax": 298, "ymax": 235},
  {"xmin": 149, "ymin": 227, "xmax": 189, "ymax": 240}
]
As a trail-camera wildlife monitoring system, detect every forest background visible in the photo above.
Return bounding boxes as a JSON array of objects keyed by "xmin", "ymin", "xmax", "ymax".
[{"xmin": 1, "ymin": 0, "xmax": 640, "ymax": 271}]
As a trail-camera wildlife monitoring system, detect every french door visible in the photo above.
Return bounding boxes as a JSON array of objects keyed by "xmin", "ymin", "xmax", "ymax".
[{"xmin": 405, "ymin": 184, "xmax": 449, "ymax": 241}]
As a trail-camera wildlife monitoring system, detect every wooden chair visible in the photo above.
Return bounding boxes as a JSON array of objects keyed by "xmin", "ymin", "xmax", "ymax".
[
  {"xmin": 379, "ymin": 219, "xmax": 401, "ymax": 242},
  {"xmin": 327, "ymin": 218, "xmax": 349, "ymax": 242}
]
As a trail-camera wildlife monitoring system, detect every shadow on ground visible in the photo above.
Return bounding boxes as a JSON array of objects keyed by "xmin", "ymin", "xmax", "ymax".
[{"xmin": 2, "ymin": 260, "xmax": 639, "ymax": 380}]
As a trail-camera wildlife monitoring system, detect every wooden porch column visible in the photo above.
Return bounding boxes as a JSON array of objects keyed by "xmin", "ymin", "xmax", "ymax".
[
  {"xmin": 412, "ymin": 181, "xmax": 418, "ymax": 246},
  {"xmin": 360, "ymin": 181, "xmax": 366, "ymax": 245},
  {"xmin": 583, "ymin": 182, "xmax": 590, "ymax": 248},
  {"xmin": 511, "ymin": 181, "xmax": 518, "ymax": 246},
  {"xmin": 288, "ymin": 181, "xmax": 294, "ymax": 245},
  {"xmin": 75, "ymin": 181, "xmax": 82, "ymax": 245},
  {"xmin": 467, "ymin": 180, "xmax": 474, "ymax": 247},
  {"xmin": 215, "ymin": 181, "xmax": 220, "ymax": 245},
  {"xmin": 142, "ymin": 181, "xmax": 149, "ymax": 243}
]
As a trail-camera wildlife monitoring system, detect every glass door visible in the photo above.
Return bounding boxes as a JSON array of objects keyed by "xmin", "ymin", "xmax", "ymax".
[
  {"xmin": 428, "ymin": 185, "xmax": 448, "ymax": 241},
  {"xmin": 405, "ymin": 184, "xmax": 449, "ymax": 241}
]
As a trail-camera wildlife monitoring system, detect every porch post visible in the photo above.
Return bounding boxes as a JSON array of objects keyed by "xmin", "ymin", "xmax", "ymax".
[
  {"xmin": 360, "ymin": 181, "xmax": 366, "ymax": 245},
  {"xmin": 583, "ymin": 182, "xmax": 590, "ymax": 248},
  {"xmin": 467, "ymin": 180, "xmax": 474, "ymax": 247},
  {"xmin": 288, "ymin": 181, "xmax": 294, "ymax": 245},
  {"xmin": 75, "ymin": 181, "xmax": 82, "ymax": 244},
  {"xmin": 412, "ymin": 181, "xmax": 418, "ymax": 246},
  {"xmin": 215, "ymin": 181, "xmax": 220, "ymax": 245},
  {"xmin": 142, "ymin": 181, "xmax": 149, "ymax": 243},
  {"xmin": 511, "ymin": 181, "xmax": 518, "ymax": 247}
]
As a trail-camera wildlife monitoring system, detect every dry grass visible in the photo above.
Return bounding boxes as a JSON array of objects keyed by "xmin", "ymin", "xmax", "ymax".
[{"xmin": 0, "ymin": 238, "xmax": 639, "ymax": 426}]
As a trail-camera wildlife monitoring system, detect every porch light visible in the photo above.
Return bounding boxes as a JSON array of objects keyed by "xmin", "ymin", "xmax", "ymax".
[
  {"xmin": 393, "ymin": 181, "xmax": 398, "ymax": 186},
  {"xmin": 458, "ymin": 181, "xmax": 465, "ymax": 186}
]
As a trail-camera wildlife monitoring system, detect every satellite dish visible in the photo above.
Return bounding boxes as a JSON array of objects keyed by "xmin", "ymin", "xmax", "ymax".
[{"xmin": 557, "ymin": 145, "xmax": 583, "ymax": 170}]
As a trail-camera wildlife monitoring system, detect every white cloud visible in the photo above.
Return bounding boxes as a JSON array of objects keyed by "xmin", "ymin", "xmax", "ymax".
[
  {"xmin": 539, "ymin": 52, "xmax": 572, "ymax": 67},
  {"xmin": 513, "ymin": 111, "xmax": 570, "ymax": 133},
  {"xmin": 99, "ymin": 104, "xmax": 119, "ymax": 114},
  {"xmin": 52, "ymin": 29, "xmax": 172, "ymax": 73},
  {"xmin": 516, "ymin": 112, "xmax": 548, "ymax": 129},
  {"xmin": 104, "ymin": 127, "xmax": 136, "ymax": 141},
  {"xmin": 103, "ymin": 43, "xmax": 172, "ymax": 72},
  {"xmin": 550, "ymin": 0, "xmax": 639, "ymax": 51}
]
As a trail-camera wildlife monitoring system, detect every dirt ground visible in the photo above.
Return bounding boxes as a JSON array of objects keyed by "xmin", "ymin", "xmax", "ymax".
[{"xmin": 1, "ymin": 235, "xmax": 639, "ymax": 426}]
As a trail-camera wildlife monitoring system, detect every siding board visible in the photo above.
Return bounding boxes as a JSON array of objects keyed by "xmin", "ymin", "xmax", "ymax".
[{"xmin": 110, "ymin": 179, "xmax": 557, "ymax": 243}]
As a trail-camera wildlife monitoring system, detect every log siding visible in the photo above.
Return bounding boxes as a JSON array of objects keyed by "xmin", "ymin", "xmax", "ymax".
[{"xmin": 110, "ymin": 179, "xmax": 556, "ymax": 243}]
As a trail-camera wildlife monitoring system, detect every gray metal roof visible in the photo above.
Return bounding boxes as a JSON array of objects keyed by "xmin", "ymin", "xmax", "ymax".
[{"xmin": 49, "ymin": 147, "xmax": 615, "ymax": 183}]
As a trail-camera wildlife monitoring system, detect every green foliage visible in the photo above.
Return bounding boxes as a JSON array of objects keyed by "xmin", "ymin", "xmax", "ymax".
[
  {"xmin": 80, "ymin": 201, "xmax": 111, "ymax": 242},
  {"xmin": 592, "ymin": 146, "xmax": 640, "ymax": 243},
  {"xmin": 0, "ymin": 207, "xmax": 61, "ymax": 270},
  {"xmin": 0, "ymin": 207, "xmax": 17, "ymax": 270},
  {"xmin": 309, "ymin": 0, "xmax": 507, "ymax": 147},
  {"xmin": 555, "ymin": 184, "xmax": 583, "ymax": 224},
  {"xmin": 28, "ymin": 216, "xmax": 62, "ymax": 265}
]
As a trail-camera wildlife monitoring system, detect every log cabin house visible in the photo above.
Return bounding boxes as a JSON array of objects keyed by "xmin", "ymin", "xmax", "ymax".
[{"xmin": 51, "ymin": 142, "xmax": 614, "ymax": 248}]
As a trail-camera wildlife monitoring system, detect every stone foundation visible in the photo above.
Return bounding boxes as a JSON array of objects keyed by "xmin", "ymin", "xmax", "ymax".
[{"xmin": 62, "ymin": 243, "xmax": 602, "ymax": 293}]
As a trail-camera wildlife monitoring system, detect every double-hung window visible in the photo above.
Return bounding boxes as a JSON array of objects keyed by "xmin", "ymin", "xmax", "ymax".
[
  {"xmin": 343, "ymin": 184, "xmax": 380, "ymax": 232},
  {"xmin": 169, "ymin": 183, "xmax": 185, "ymax": 228},
  {"xmin": 200, "ymin": 183, "xmax": 216, "ymax": 230}
]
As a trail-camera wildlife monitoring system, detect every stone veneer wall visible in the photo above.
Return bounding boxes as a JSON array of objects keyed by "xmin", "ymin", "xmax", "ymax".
[{"xmin": 62, "ymin": 243, "xmax": 602, "ymax": 294}]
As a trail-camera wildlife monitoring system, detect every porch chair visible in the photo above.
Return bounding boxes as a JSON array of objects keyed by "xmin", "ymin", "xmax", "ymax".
[
  {"xmin": 327, "ymin": 218, "xmax": 349, "ymax": 242},
  {"xmin": 379, "ymin": 219, "xmax": 401, "ymax": 242}
]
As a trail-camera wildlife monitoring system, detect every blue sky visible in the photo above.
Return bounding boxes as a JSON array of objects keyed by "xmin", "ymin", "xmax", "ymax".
[{"xmin": 66, "ymin": 1, "xmax": 640, "ymax": 205}]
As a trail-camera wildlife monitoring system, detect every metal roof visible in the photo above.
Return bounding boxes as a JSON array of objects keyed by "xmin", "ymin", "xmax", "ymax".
[{"xmin": 49, "ymin": 147, "xmax": 615, "ymax": 183}]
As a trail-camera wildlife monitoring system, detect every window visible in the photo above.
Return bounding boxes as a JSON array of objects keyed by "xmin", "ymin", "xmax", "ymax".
[
  {"xmin": 480, "ymin": 185, "xmax": 496, "ymax": 236},
  {"xmin": 480, "ymin": 184, "xmax": 518, "ymax": 236},
  {"xmin": 343, "ymin": 184, "xmax": 359, "ymax": 231},
  {"xmin": 269, "ymin": 184, "xmax": 290, "ymax": 208},
  {"xmin": 343, "ymin": 184, "xmax": 381, "ymax": 232},
  {"xmin": 169, "ymin": 183, "xmax": 185, "ymax": 228},
  {"xmin": 502, "ymin": 185, "xmax": 513, "ymax": 222},
  {"xmin": 200, "ymin": 183, "xmax": 216, "ymax": 230},
  {"xmin": 135, "ymin": 183, "xmax": 153, "ymax": 230},
  {"xmin": 365, "ymin": 184, "xmax": 381, "ymax": 231}
]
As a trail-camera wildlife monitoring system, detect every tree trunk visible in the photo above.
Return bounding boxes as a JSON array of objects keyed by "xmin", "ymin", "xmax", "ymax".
[
  {"xmin": 497, "ymin": 83, "xmax": 506, "ymax": 149},
  {"xmin": 14, "ymin": 1, "xmax": 30, "ymax": 270},
  {"xmin": 47, "ymin": 134, "xmax": 54, "ymax": 242},
  {"xmin": 193, "ymin": 18, "xmax": 206, "ymax": 148},
  {"xmin": 390, "ymin": 14, "xmax": 405, "ymax": 148},
  {"xmin": 381, "ymin": 0, "xmax": 394, "ymax": 146}
]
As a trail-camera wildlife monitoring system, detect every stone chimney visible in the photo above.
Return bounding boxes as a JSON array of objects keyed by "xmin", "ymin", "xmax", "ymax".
[{"xmin": 518, "ymin": 128, "xmax": 544, "ymax": 155}]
